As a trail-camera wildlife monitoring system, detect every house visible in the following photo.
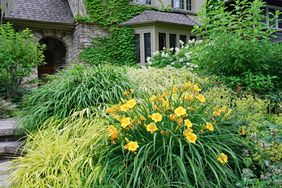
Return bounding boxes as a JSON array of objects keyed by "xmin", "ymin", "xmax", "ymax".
[
  {"xmin": 0, "ymin": 0, "xmax": 280, "ymax": 74},
  {"xmin": 122, "ymin": 0, "xmax": 204, "ymax": 64},
  {"xmin": 0, "ymin": 0, "xmax": 204, "ymax": 68},
  {"xmin": 0, "ymin": 0, "xmax": 107, "ymax": 78}
]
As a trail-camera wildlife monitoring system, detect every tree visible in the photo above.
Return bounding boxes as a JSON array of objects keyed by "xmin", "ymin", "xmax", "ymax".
[{"xmin": 0, "ymin": 23, "xmax": 45, "ymax": 101}]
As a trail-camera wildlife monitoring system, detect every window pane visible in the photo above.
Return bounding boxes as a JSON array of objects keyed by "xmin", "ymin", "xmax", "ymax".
[
  {"xmin": 180, "ymin": 35, "xmax": 187, "ymax": 44},
  {"xmin": 158, "ymin": 33, "xmax": 166, "ymax": 50},
  {"xmin": 186, "ymin": 0, "xmax": 192, "ymax": 11},
  {"xmin": 144, "ymin": 33, "xmax": 151, "ymax": 63},
  {"xmin": 134, "ymin": 34, "xmax": 141, "ymax": 63},
  {"xmin": 172, "ymin": 0, "xmax": 181, "ymax": 9},
  {"xmin": 169, "ymin": 34, "xmax": 177, "ymax": 49}
]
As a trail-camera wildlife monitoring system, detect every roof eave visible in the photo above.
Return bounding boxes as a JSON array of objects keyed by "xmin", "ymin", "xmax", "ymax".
[
  {"xmin": 121, "ymin": 20, "xmax": 195, "ymax": 27},
  {"xmin": 4, "ymin": 17, "xmax": 75, "ymax": 30}
]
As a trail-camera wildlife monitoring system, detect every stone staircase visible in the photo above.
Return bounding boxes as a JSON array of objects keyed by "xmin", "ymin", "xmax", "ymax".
[
  {"xmin": 0, "ymin": 119, "xmax": 24, "ymax": 160},
  {"xmin": 0, "ymin": 119, "xmax": 24, "ymax": 187}
]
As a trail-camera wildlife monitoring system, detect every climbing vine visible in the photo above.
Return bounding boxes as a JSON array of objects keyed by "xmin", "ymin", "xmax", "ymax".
[{"xmin": 79, "ymin": 0, "xmax": 155, "ymax": 66}]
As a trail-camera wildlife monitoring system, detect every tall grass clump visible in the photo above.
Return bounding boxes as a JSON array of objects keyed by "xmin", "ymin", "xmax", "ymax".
[
  {"xmin": 10, "ymin": 109, "xmax": 108, "ymax": 188},
  {"xmin": 127, "ymin": 67, "xmax": 203, "ymax": 94},
  {"xmin": 20, "ymin": 64, "xmax": 132, "ymax": 132},
  {"xmin": 102, "ymin": 82, "xmax": 249, "ymax": 187}
]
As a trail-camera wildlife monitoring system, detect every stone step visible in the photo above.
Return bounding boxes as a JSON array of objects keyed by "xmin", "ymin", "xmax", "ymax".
[
  {"xmin": 0, "ymin": 119, "xmax": 23, "ymax": 141},
  {"xmin": 0, "ymin": 141, "xmax": 23, "ymax": 156}
]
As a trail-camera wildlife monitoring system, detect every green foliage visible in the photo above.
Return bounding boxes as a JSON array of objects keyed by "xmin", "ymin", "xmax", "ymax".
[
  {"xmin": 79, "ymin": 0, "xmax": 153, "ymax": 66},
  {"xmin": 192, "ymin": 0, "xmax": 282, "ymax": 94},
  {"xmin": 10, "ymin": 110, "xmax": 109, "ymax": 188},
  {"xmin": 80, "ymin": 27, "xmax": 137, "ymax": 66},
  {"xmin": 20, "ymin": 64, "xmax": 132, "ymax": 132},
  {"xmin": 0, "ymin": 98, "xmax": 16, "ymax": 119},
  {"xmin": 103, "ymin": 82, "xmax": 248, "ymax": 187},
  {"xmin": 0, "ymin": 23, "xmax": 45, "ymax": 101}
]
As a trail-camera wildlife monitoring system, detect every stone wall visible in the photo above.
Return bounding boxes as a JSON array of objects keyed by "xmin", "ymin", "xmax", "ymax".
[
  {"xmin": 72, "ymin": 23, "xmax": 108, "ymax": 61},
  {"xmin": 67, "ymin": 0, "xmax": 86, "ymax": 16}
]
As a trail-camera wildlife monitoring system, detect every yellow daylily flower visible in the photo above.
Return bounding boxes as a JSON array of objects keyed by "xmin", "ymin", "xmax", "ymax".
[
  {"xmin": 174, "ymin": 106, "xmax": 187, "ymax": 117},
  {"xmin": 120, "ymin": 104, "xmax": 129, "ymax": 112},
  {"xmin": 184, "ymin": 132, "xmax": 197, "ymax": 144},
  {"xmin": 108, "ymin": 126, "xmax": 118, "ymax": 140},
  {"xmin": 126, "ymin": 99, "xmax": 137, "ymax": 109},
  {"xmin": 184, "ymin": 119, "xmax": 193, "ymax": 128},
  {"xmin": 196, "ymin": 94, "xmax": 206, "ymax": 103},
  {"xmin": 124, "ymin": 141, "xmax": 139, "ymax": 152},
  {"xmin": 150, "ymin": 95, "xmax": 157, "ymax": 102},
  {"xmin": 217, "ymin": 153, "xmax": 228, "ymax": 165},
  {"xmin": 120, "ymin": 117, "xmax": 131, "ymax": 128},
  {"xmin": 150, "ymin": 113, "xmax": 163, "ymax": 123},
  {"xmin": 206, "ymin": 122, "xmax": 214, "ymax": 132},
  {"xmin": 184, "ymin": 94, "xmax": 194, "ymax": 101},
  {"xmin": 193, "ymin": 85, "xmax": 201, "ymax": 92},
  {"xmin": 146, "ymin": 123, "xmax": 158, "ymax": 134}
]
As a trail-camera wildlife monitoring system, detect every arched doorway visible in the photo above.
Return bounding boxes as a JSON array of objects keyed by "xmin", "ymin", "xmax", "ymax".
[{"xmin": 38, "ymin": 37, "xmax": 66, "ymax": 79}]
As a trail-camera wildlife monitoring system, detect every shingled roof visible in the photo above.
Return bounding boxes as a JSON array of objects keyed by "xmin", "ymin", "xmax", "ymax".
[
  {"xmin": 5, "ymin": 0, "xmax": 74, "ymax": 24},
  {"xmin": 121, "ymin": 10, "xmax": 197, "ymax": 26}
]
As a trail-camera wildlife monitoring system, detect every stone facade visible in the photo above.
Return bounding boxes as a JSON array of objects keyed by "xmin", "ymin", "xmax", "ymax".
[{"xmin": 72, "ymin": 23, "xmax": 107, "ymax": 61}]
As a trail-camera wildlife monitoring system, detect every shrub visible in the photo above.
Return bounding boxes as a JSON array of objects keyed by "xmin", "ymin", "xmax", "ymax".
[
  {"xmin": 127, "ymin": 67, "xmax": 203, "ymax": 95},
  {"xmin": 10, "ymin": 109, "xmax": 109, "ymax": 187},
  {"xmin": 20, "ymin": 64, "xmax": 132, "ymax": 132},
  {"xmin": 192, "ymin": 0, "xmax": 282, "ymax": 94},
  {"xmin": 0, "ymin": 23, "xmax": 45, "ymax": 102},
  {"xmin": 0, "ymin": 98, "xmax": 16, "ymax": 119},
  {"xmin": 103, "ymin": 82, "xmax": 248, "ymax": 187},
  {"xmin": 149, "ymin": 40, "xmax": 199, "ymax": 70}
]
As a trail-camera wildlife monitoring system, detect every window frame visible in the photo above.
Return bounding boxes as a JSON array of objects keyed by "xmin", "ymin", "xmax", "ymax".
[{"xmin": 171, "ymin": 0, "xmax": 192, "ymax": 11}]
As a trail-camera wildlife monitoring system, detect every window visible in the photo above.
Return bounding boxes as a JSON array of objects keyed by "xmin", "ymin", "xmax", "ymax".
[
  {"xmin": 134, "ymin": 0, "xmax": 151, "ymax": 5},
  {"xmin": 180, "ymin": 35, "xmax": 187, "ymax": 44},
  {"xmin": 169, "ymin": 34, "xmax": 177, "ymax": 49},
  {"xmin": 171, "ymin": 0, "xmax": 192, "ymax": 11},
  {"xmin": 134, "ymin": 34, "xmax": 141, "ymax": 64},
  {"xmin": 266, "ymin": 6, "xmax": 282, "ymax": 29},
  {"xmin": 158, "ymin": 33, "xmax": 166, "ymax": 50},
  {"xmin": 144, "ymin": 33, "xmax": 151, "ymax": 62},
  {"xmin": 190, "ymin": 36, "xmax": 196, "ymax": 41}
]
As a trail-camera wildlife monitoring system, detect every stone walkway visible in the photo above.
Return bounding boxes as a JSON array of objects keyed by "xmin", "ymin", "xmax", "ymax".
[{"xmin": 0, "ymin": 160, "xmax": 12, "ymax": 188}]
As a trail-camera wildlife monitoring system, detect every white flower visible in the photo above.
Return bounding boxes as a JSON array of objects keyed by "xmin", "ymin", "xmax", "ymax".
[
  {"xmin": 153, "ymin": 51, "xmax": 160, "ymax": 56},
  {"xmin": 179, "ymin": 58, "xmax": 184, "ymax": 62},
  {"xmin": 175, "ymin": 47, "xmax": 180, "ymax": 52},
  {"xmin": 170, "ymin": 48, "xmax": 174, "ymax": 51},
  {"xmin": 185, "ymin": 52, "xmax": 191, "ymax": 59},
  {"xmin": 146, "ymin": 56, "xmax": 151, "ymax": 63},
  {"xmin": 171, "ymin": 62, "xmax": 175, "ymax": 65},
  {"xmin": 179, "ymin": 40, "xmax": 184, "ymax": 46}
]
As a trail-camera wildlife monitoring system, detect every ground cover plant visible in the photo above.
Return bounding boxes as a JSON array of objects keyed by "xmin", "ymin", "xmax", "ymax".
[{"xmin": 20, "ymin": 64, "xmax": 132, "ymax": 132}]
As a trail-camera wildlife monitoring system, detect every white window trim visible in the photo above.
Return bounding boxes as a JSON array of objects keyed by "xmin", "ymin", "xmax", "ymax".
[
  {"xmin": 171, "ymin": 0, "xmax": 192, "ymax": 11},
  {"xmin": 266, "ymin": 5, "xmax": 282, "ymax": 30}
]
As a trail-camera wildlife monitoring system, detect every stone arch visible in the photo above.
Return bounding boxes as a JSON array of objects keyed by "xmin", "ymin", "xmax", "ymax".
[
  {"xmin": 38, "ymin": 37, "xmax": 67, "ymax": 79},
  {"xmin": 32, "ymin": 29, "xmax": 73, "ymax": 63}
]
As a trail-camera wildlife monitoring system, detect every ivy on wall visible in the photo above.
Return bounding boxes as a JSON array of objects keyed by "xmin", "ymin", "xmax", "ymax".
[{"xmin": 79, "ymin": 0, "xmax": 155, "ymax": 66}]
